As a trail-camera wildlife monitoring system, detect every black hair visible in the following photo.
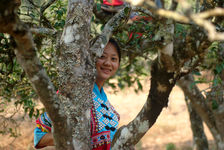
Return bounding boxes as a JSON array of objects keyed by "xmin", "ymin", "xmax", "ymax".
[{"xmin": 108, "ymin": 38, "xmax": 121, "ymax": 62}]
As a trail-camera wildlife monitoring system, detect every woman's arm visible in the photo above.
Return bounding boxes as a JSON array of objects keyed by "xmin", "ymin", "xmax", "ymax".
[
  {"xmin": 37, "ymin": 132, "xmax": 54, "ymax": 147},
  {"xmin": 34, "ymin": 112, "xmax": 54, "ymax": 149}
]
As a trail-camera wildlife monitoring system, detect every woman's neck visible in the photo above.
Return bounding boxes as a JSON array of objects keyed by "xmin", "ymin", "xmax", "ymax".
[{"xmin": 95, "ymin": 79, "xmax": 105, "ymax": 91}]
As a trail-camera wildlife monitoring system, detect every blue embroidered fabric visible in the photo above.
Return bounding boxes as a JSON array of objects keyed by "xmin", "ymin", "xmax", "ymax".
[{"xmin": 92, "ymin": 83, "xmax": 119, "ymax": 141}]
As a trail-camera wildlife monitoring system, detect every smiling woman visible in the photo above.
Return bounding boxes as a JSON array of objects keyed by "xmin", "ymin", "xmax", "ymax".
[
  {"xmin": 96, "ymin": 38, "xmax": 120, "ymax": 90},
  {"xmin": 34, "ymin": 38, "xmax": 122, "ymax": 150}
]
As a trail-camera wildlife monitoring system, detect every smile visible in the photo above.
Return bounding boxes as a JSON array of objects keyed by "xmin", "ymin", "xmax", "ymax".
[{"xmin": 101, "ymin": 68, "xmax": 111, "ymax": 74}]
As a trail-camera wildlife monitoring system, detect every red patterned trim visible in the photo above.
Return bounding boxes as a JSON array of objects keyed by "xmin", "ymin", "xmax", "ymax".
[
  {"xmin": 91, "ymin": 131, "xmax": 111, "ymax": 148},
  {"xmin": 91, "ymin": 105, "xmax": 98, "ymax": 134}
]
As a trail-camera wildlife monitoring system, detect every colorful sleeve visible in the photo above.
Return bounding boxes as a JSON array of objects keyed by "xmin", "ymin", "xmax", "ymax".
[
  {"xmin": 36, "ymin": 112, "xmax": 52, "ymax": 132},
  {"xmin": 34, "ymin": 112, "xmax": 52, "ymax": 148}
]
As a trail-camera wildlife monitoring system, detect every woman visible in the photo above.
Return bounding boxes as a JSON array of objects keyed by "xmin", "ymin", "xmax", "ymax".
[{"xmin": 34, "ymin": 38, "xmax": 121, "ymax": 150}]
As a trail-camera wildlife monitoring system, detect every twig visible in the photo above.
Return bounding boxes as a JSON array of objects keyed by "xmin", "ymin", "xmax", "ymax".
[
  {"xmin": 30, "ymin": 27, "xmax": 57, "ymax": 36},
  {"xmin": 169, "ymin": 0, "xmax": 178, "ymax": 11},
  {"xmin": 41, "ymin": 0, "xmax": 57, "ymax": 12},
  {"xmin": 132, "ymin": 6, "xmax": 155, "ymax": 18},
  {"xmin": 191, "ymin": 16, "xmax": 224, "ymax": 41},
  {"xmin": 133, "ymin": 4, "xmax": 224, "ymax": 41},
  {"xmin": 40, "ymin": 0, "xmax": 57, "ymax": 26},
  {"xmin": 27, "ymin": 0, "xmax": 39, "ymax": 8},
  {"xmin": 196, "ymin": 7, "xmax": 224, "ymax": 19}
]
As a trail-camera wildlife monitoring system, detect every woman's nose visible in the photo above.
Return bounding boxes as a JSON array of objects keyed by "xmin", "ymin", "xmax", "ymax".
[{"xmin": 103, "ymin": 58, "xmax": 111, "ymax": 66}]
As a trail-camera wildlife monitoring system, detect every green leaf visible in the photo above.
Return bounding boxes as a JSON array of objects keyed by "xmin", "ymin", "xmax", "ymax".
[
  {"xmin": 29, "ymin": 108, "xmax": 34, "ymax": 118},
  {"xmin": 0, "ymin": 33, "xmax": 4, "ymax": 37},
  {"xmin": 212, "ymin": 100, "xmax": 219, "ymax": 110},
  {"xmin": 91, "ymin": 16, "xmax": 95, "ymax": 22},
  {"xmin": 214, "ymin": 64, "xmax": 224, "ymax": 75},
  {"xmin": 137, "ymin": 79, "xmax": 143, "ymax": 91},
  {"xmin": 30, "ymin": 13, "xmax": 35, "ymax": 18},
  {"xmin": 100, "ymin": 25, "xmax": 105, "ymax": 31},
  {"xmin": 213, "ymin": 77, "xmax": 221, "ymax": 86},
  {"xmin": 124, "ymin": 7, "xmax": 130, "ymax": 16},
  {"xmin": 192, "ymin": 70, "xmax": 201, "ymax": 76},
  {"xmin": 96, "ymin": 3, "xmax": 101, "ymax": 11},
  {"xmin": 166, "ymin": 143, "xmax": 176, "ymax": 150},
  {"xmin": 118, "ymin": 82, "xmax": 124, "ymax": 89}
]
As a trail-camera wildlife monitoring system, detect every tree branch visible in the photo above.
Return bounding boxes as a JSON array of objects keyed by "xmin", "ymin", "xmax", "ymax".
[
  {"xmin": 30, "ymin": 27, "xmax": 57, "ymax": 36},
  {"xmin": 41, "ymin": 0, "xmax": 57, "ymax": 12},
  {"xmin": 191, "ymin": 13, "xmax": 224, "ymax": 41},
  {"xmin": 40, "ymin": 0, "xmax": 57, "ymax": 26},
  {"xmin": 169, "ymin": 0, "xmax": 178, "ymax": 11},
  {"xmin": 27, "ymin": 0, "xmax": 39, "ymax": 8},
  {"xmin": 197, "ymin": 7, "xmax": 224, "ymax": 19},
  {"xmin": 136, "ymin": 2, "xmax": 224, "ymax": 41},
  {"xmin": 112, "ymin": 58, "xmax": 176, "ymax": 149},
  {"xmin": 177, "ymin": 74, "xmax": 220, "ymax": 140},
  {"xmin": 90, "ymin": 5, "xmax": 132, "ymax": 58},
  {"xmin": 132, "ymin": 6, "xmax": 155, "ymax": 18}
]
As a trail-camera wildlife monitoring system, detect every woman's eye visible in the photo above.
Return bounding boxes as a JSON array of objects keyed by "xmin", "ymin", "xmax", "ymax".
[
  {"xmin": 112, "ymin": 57, "xmax": 118, "ymax": 61},
  {"xmin": 100, "ymin": 55, "xmax": 105, "ymax": 58}
]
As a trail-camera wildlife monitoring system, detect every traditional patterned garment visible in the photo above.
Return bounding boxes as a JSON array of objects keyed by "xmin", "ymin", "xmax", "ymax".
[
  {"xmin": 36, "ymin": 112, "xmax": 52, "ymax": 132},
  {"xmin": 34, "ymin": 83, "xmax": 120, "ymax": 149}
]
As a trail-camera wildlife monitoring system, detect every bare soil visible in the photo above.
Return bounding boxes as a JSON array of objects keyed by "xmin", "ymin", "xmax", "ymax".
[{"xmin": 0, "ymin": 79, "xmax": 214, "ymax": 150}]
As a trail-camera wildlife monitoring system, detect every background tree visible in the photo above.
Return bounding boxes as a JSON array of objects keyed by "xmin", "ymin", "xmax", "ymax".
[
  {"xmin": 0, "ymin": 0, "xmax": 224, "ymax": 149},
  {"xmin": 178, "ymin": 42, "xmax": 224, "ymax": 149}
]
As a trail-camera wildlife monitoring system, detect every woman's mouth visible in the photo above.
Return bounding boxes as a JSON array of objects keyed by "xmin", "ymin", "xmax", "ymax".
[{"xmin": 101, "ymin": 68, "xmax": 111, "ymax": 74}]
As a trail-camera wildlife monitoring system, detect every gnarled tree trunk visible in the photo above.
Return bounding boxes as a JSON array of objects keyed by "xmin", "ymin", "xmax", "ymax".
[
  {"xmin": 184, "ymin": 96, "xmax": 208, "ymax": 150},
  {"xmin": 178, "ymin": 74, "xmax": 224, "ymax": 150}
]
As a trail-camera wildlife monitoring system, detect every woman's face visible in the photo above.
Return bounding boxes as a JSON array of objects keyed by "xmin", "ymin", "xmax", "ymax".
[{"xmin": 96, "ymin": 42, "xmax": 120, "ymax": 82}]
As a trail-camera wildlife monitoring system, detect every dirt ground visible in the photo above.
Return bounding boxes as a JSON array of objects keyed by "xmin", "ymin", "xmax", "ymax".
[{"xmin": 0, "ymin": 79, "xmax": 214, "ymax": 150}]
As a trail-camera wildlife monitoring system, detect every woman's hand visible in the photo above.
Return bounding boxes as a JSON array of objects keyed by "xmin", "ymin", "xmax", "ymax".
[{"xmin": 37, "ymin": 132, "xmax": 54, "ymax": 147}]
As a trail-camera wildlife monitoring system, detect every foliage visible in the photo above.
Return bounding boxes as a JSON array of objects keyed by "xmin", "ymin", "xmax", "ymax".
[
  {"xmin": 2, "ymin": 0, "xmax": 223, "ymax": 119},
  {"xmin": 0, "ymin": 0, "xmax": 67, "ymax": 137},
  {"xmin": 0, "ymin": 0, "xmax": 67, "ymax": 121},
  {"xmin": 0, "ymin": 31, "xmax": 40, "ymax": 119},
  {"xmin": 0, "ymin": 114, "xmax": 21, "ymax": 137},
  {"xmin": 193, "ymin": 41, "xmax": 224, "ymax": 103},
  {"xmin": 166, "ymin": 143, "xmax": 176, "ymax": 150},
  {"xmin": 45, "ymin": 0, "xmax": 67, "ymax": 30}
]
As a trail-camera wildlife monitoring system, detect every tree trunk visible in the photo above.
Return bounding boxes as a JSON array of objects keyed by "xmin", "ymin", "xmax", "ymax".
[
  {"xmin": 178, "ymin": 74, "xmax": 224, "ymax": 150},
  {"xmin": 55, "ymin": 0, "xmax": 95, "ymax": 149},
  {"xmin": 184, "ymin": 96, "xmax": 208, "ymax": 150}
]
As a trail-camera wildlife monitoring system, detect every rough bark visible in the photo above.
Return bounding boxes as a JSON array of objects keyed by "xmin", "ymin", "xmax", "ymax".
[
  {"xmin": 178, "ymin": 74, "xmax": 224, "ymax": 150},
  {"xmin": 56, "ymin": 0, "xmax": 94, "ymax": 149},
  {"xmin": 184, "ymin": 96, "xmax": 208, "ymax": 150}
]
